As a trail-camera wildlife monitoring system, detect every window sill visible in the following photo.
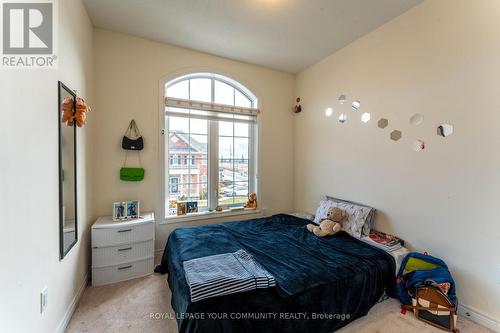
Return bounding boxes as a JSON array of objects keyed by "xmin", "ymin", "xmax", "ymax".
[{"xmin": 159, "ymin": 208, "xmax": 262, "ymax": 225}]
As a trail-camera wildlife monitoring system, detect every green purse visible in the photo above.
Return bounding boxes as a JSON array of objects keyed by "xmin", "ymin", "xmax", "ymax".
[
  {"xmin": 120, "ymin": 167, "xmax": 144, "ymax": 181},
  {"xmin": 120, "ymin": 149, "xmax": 144, "ymax": 181}
]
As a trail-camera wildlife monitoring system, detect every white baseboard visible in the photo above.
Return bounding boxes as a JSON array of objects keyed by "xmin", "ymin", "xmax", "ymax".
[
  {"xmin": 458, "ymin": 303, "xmax": 500, "ymax": 332},
  {"xmin": 56, "ymin": 273, "xmax": 89, "ymax": 333}
]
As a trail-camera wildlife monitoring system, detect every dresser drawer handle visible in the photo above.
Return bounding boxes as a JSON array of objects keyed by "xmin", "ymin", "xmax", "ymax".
[
  {"xmin": 117, "ymin": 229, "xmax": 132, "ymax": 233},
  {"xmin": 117, "ymin": 265, "xmax": 132, "ymax": 270},
  {"xmin": 118, "ymin": 247, "xmax": 132, "ymax": 252}
]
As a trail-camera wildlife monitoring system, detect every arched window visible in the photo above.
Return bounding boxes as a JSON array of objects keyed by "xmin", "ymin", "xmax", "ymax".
[
  {"xmin": 166, "ymin": 72, "xmax": 257, "ymax": 108},
  {"xmin": 162, "ymin": 73, "xmax": 259, "ymax": 218}
]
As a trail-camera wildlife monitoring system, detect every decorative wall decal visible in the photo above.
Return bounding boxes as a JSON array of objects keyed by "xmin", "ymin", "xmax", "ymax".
[
  {"xmin": 378, "ymin": 118, "xmax": 389, "ymax": 129},
  {"xmin": 390, "ymin": 130, "xmax": 402, "ymax": 141},
  {"xmin": 410, "ymin": 113, "xmax": 424, "ymax": 126},
  {"xmin": 351, "ymin": 100, "xmax": 361, "ymax": 111},
  {"xmin": 294, "ymin": 97, "xmax": 302, "ymax": 113},
  {"xmin": 437, "ymin": 123, "xmax": 453, "ymax": 137},
  {"xmin": 361, "ymin": 112, "xmax": 371, "ymax": 123},
  {"xmin": 338, "ymin": 95, "xmax": 346, "ymax": 105},
  {"xmin": 413, "ymin": 139, "xmax": 425, "ymax": 152},
  {"xmin": 322, "ymin": 94, "xmax": 449, "ymax": 155}
]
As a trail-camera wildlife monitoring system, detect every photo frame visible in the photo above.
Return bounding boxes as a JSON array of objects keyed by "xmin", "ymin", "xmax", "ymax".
[
  {"xmin": 177, "ymin": 201, "xmax": 187, "ymax": 216},
  {"xmin": 187, "ymin": 201, "xmax": 198, "ymax": 214},
  {"xmin": 127, "ymin": 200, "xmax": 140, "ymax": 218},
  {"xmin": 113, "ymin": 201, "xmax": 127, "ymax": 221},
  {"xmin": 113, "ymin": 200, "xmax": 141, "ymax": 221}
]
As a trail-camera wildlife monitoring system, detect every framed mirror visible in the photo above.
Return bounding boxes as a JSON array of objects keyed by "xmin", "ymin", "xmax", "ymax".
[{"xmin": 58, "ymin": 81, "xmax": 78, "ymax": 259}]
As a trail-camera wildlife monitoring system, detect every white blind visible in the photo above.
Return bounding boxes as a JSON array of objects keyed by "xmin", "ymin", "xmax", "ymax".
[{"xmin": 165, "ymin": 97, "xmax": 259, "ymax": 123}]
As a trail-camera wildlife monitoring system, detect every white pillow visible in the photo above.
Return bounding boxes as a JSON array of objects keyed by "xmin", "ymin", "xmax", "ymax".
[{"xmin": 313, "ymin": 196, "xmax": 374, "ymax": 238}]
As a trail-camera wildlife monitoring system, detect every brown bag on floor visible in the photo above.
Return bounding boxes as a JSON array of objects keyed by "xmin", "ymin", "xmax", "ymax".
[{"xmin": 402, "ymin": 285, "xmax": 460, "ymax": 333}]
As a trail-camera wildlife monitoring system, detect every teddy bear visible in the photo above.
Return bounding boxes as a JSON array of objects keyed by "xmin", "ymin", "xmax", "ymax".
[
  {"xmin": 61, "ymin": 97, "xmax": 91, "ymax": 127},
  {"xmin": 75, "ymin": 97, "xmax": 91, "ymax": 127},
  {"xmin": 61, "ymin": 96, "xmax": 75, "ymax": 126},
  {"xmin": 306, "ymin": 207, "xmax": 346, "ymax": 237},
  {"xmin": 245, "ymin": 192, "xmax": 257, "ymax": 209}
]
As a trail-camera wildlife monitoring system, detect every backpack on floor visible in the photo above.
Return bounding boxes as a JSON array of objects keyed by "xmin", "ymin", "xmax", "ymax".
[{"xmin": 396, "ymin": 252, "xmax": 459, "ymax": 332}]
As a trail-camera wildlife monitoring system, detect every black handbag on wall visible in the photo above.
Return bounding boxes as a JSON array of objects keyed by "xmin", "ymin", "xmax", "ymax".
[{"xmin": 122, "ymin": 120, "xmax": 144, "ymax": 150}]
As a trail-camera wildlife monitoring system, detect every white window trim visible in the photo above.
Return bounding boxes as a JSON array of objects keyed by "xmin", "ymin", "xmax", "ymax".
[
  {"xmin": 158, "ymin": 72, "xmax": 262, "ymax": 224},
  {"xmin": 164, "ymin": 208, "xmax": 262, "ymax": 224}
]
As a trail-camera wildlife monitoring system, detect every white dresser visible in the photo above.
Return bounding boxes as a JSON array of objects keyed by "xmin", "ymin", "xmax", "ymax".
[{"xmin": 91, "ymin": 212, "xmax": 155, "ymax": 286}]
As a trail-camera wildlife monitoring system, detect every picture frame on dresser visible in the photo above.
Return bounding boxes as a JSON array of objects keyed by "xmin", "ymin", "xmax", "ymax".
[
  {"xmin": 113, "ymin": 200, "xmax": 140, "ymax": 221},
  {"xmin": 127, "ymin": 200, "xmax": 139, "ymax": 218},
  {"xmin": 113, "ymin": 201, "xmax": 126, "ymax": 220}
]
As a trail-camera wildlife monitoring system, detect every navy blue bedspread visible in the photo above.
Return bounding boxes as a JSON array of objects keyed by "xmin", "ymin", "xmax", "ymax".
[{"xmin": 155, "ymin": 214, "xmax": 396, "ymax": 333}]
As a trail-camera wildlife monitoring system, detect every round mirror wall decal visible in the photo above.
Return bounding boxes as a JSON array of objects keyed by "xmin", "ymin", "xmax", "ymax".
[
  {"xmin": 351, "ymin": 100, "xmax": 361, "ymax": 111},
  {"xmin": 338, "ymin": 95, "xmax": 346, "ymax": 105},
  {"xmin": 410, "ymin": 113, "xmax": 424, "ymax": 126},
  {"xmin": 437, "ymin": 123, "xmax": 454, "ymax": 137},
  {"xmin": 390, "ymin": 130, "xmax": 402, "ymax": 141},
  {"xmin": 325, "ymin": 107, "xmax": 333, "ymax": 117},
  {"xmin": 361, "ymin": 112, "xmax": 371, "ymax": 123},
  {"xmin": 338, "ymin": 113, "xmax": 347, "ymax": 123},
  {"xmin": 378, "ymin": 118, "xmax": 389, "ymax": 129}
]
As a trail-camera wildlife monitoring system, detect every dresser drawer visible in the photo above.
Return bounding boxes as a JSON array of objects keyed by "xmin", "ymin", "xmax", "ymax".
[
  {"xmin": 92, "ymin": 240, "xmax": 154, "ymax": 268},
  {"xmin": 92, "ymin": 222, "xmax": 153, "ymax": 247},
  {"xmin": 92, "ymin": 257, "xmax": 154, "ymax": 286}
]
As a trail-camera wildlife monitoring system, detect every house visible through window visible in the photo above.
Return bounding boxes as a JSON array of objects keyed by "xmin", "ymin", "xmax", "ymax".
[
  {"xmin": 169, "ymin": 176, "xmax": 179, "ymax": 193},
  {"xmin": 163, "ymin": 73, "xmax": 258, "ymax": 217}
]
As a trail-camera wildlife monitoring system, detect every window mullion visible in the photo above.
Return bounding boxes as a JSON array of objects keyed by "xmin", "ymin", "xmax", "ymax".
[
  {"xmin": 209, "ymin": 120, "xmax": 218, "ymax": 210},
  {"xmin": 232, "ymin": 124, "xmax": 235, "ymax": 205},
  {"xmin": 188, "ymin": 117, "xmax": 191, "ymax": 201},
  {"xmin": 248, "ymin": 123, "xmax": 255, "ymax": 196}
]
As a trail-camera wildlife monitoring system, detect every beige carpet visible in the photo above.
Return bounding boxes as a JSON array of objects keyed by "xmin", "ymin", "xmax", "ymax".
[{"xmin": 67, "ymin": 274, "xmax": 493, "ymax": 333}]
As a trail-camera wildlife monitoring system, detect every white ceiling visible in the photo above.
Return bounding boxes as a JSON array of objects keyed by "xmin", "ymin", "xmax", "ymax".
[{"xmin": 83, "ymin": 0, "xmax": 422, "ymax": 73}]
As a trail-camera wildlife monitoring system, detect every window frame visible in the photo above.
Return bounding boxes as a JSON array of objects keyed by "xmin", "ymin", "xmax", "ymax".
[{"xmin": 159, "ymin": 73, "xmax": 260, "ymax": 223}]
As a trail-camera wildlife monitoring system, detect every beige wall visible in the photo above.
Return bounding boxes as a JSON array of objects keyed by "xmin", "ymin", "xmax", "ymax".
[
  {"xmin": 4, "ymin": 0, "xmax": 498, "ymax": 330},
  {"xmin": 295, "ymin": 0, "xmax": 500, "ymax": 321},
  {"xmin": 0, "ymin": 0, "xmax": 94, "ymax": 332},
  {"xmin": 92, "ymin": 29, "xmax": 295, "ymax": 251}
]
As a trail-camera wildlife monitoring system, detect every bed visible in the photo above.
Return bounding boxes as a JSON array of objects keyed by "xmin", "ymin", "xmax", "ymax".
[{"xmin": 155, "ymin": 214, "xmax": 396, "ymax": 333}]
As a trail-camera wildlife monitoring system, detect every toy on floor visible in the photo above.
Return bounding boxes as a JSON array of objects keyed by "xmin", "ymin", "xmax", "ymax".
[
  {"xmin": 245, "ymin": 192, "xmax": 257, "ymax": 209},
  {"xmin": 307, "ymin": 207, "xmax": 346, "ymax": 237}
]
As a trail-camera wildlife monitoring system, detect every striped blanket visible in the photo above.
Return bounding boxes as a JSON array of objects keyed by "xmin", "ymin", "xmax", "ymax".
[{"xmin": 183, "ymin": 249, "xmax": 276, "ymax": 302}]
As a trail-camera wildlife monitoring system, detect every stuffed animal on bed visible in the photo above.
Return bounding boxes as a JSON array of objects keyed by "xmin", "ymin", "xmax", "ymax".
[{"xmin": 306, "ymin": 207, "xmax": 346, "ymax": 237}]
